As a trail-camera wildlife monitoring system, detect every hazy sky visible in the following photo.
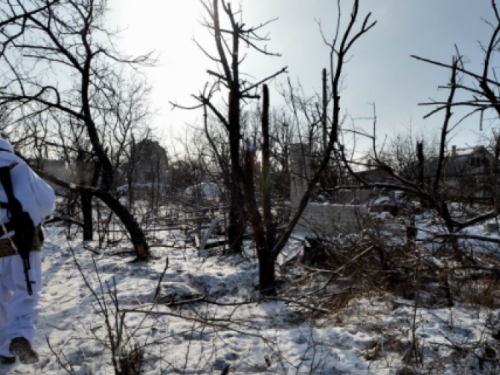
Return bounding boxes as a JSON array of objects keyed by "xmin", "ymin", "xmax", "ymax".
[{"xmin": 108, "ymin": 1, "xmax": 497, "ymax": 152}]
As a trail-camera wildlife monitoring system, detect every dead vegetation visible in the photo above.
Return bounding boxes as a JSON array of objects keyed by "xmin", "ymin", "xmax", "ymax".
[{"xmin": 272, "ymin": 206, "xmax": 500, "ymax": 373}]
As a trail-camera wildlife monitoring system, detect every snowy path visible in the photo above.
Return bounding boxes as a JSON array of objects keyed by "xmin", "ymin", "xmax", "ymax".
[{"xmin": 0, "ymin": 226, "xmax": 498, "ymax": 374}]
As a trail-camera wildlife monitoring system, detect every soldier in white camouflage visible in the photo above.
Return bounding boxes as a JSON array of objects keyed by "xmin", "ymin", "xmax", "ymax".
[{"xmin": 0, "ymin": 139, "xmax": 55, "ymax": 365}]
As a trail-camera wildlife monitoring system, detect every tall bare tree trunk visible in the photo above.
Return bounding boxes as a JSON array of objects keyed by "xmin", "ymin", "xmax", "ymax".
[
  {"xmin": 81, "ymin": 191, "xmax": 93, "ymax": 241},
  {"xmin": 227, "ymin": 89, "xmax": 245, "ymax": 254},
  {"xmin": 76, "ymin": 149, "xmax": 94, "ymax": 241}
]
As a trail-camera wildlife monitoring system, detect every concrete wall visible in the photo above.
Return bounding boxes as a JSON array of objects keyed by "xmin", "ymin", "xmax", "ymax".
[
  {"xmin": 295, "ymin": 202, "xmax": 368, "ymax": 235},
  {"xmin": 290, "ymin": 144, "xmax": 368, "ymax": 235},
  {"xmin": 334, "ymin": 189, "xmax": 371, "ymax": 204}
]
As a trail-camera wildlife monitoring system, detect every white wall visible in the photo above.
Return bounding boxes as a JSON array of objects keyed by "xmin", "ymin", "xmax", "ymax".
[{"xmin": 290, "ymin": 144, "xmax": 368, "ymax": 235}]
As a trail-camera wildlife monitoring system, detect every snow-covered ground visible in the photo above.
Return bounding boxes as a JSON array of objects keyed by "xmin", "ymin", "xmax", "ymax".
[{"xmin": 2, "ymin": 212, "xmax": 500, "ymax": 374}]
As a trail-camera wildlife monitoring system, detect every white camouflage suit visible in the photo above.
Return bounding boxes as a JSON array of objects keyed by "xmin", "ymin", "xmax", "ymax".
[{"xmin": 0, "ymin": 139, "xmax": 55, "ymax": 358}]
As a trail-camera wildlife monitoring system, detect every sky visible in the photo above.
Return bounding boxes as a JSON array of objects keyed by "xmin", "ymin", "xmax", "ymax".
[{"xmin": 107, "ymin": 0, "xmax": 498, "ymax": 153}]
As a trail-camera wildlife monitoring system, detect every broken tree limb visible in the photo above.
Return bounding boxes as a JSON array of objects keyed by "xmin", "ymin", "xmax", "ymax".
[{"xmin": 199, "ymin": 218, "xmax": 220, "ymax": 253}]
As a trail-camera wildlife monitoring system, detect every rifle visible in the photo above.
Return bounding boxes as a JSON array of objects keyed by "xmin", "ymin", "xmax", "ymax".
[{"xmin": 0, "ymin": 165, "xmax": 35, "ymax": 295}]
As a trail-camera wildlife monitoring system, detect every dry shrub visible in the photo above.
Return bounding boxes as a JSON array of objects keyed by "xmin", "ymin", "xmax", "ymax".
[
  {"xmin": 119, "ymin": 345, "xmax": 145, "ymax": 375},
  {"xmin": 295, "ymin": 215, "xmax": 500, "ymax": 318},
  {"xmin": 298, "ymin": 225, "xmax": 476, "ymax": 309},
  {"xmin": 395, "ymin": 366, "xmax": 420, "ymax": 375},
  {"xmin": 325, "ymin": 286, "xmax": 364, "ymax": 311},
  {"xmin": 456, "ymin": 273, "xmax": 500, "ymax": 309}
]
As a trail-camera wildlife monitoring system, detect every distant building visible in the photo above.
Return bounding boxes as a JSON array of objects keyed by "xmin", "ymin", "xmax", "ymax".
[
  {"xmin": 126, "ymin": 139, "xmax": 168, "ymax": 185},
  {"xmin": 401, "ymin": 145, "xmax": 494, "ymax": 200},
  {"xmin": 354, "ymin": 166, "xmax": 394, "ymax": 184},
  {"xmin": 346, "ymin": 145, "xmax": 495, "ymax": 201},
  {"xmin": 428, "ymin": 145, "xmax": 493, "ymax": 199}
]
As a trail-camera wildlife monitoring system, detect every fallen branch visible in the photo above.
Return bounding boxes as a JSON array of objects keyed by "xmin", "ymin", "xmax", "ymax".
[
  {"xmin": 415, "ymin": 226, "xmax": 500, "ymax": 244},
  {"xmin": 45, "ymin": 215, "xmax": 84, "ymax": 227},
  {"xmin": 119, "ymin": 308, "xmax": 268, "ymax": 341},
  {"xmin": 139, "ymin": 295, "xmax": 328, "ymax": 313}
]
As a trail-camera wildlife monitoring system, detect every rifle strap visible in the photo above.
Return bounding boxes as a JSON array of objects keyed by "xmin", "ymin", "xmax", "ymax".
[
  {"xmin": 0, "ymin": 162, "xmax": 35, "ymax": 295},
  {"xmin": 0, "ymin": 164, "xmax": 20, "ymax": 210},
  {"xmin": 0, "ymin": 221, "xmax": 15, "ymax": 236},
  {"xmin": 0, "ymin": 165, "xmax": 20, "ymax": 237},
  {"xmin": 0, "ymin": 163, "xmax": 34, "ymax": 255}
]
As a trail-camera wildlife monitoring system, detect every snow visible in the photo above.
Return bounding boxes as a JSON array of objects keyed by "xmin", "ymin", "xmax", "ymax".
[
  {"xmin": 373, "ymin": 196, "xmax": 392, "ymax": 205},
  {"xmin": 2, "ymin": 211, "xmax": 500, "ymax": 374}
]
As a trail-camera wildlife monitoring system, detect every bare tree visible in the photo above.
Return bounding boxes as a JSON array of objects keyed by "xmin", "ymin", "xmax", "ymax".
[
  {"xmin": 244, "ymin": 105, "xmax": 295, "ymax": 201},
  {"xmin": 243, "ymin": 0, "xmax": 376, "ymax": 294},
  {"xmin": 409, "ymin": 0, "xmax": 500, "ymax": 229},
  {"xmin": 173, "ymin": 0, "xmax": 287, "ymax": 254},
  {"xmin": 342, "ymin": 0, "xmax": 500, "ymax": 242},
  {"xmin": 0, "ymin": 0, "xmax": 57, "ymax": 58},
  {"xmin": 0, "ymin": 0, "xmax": 154, "ymax": 259},
  {"xmin": 334, "ymin": 59, "xmax": 462, "ymax": 248}
]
